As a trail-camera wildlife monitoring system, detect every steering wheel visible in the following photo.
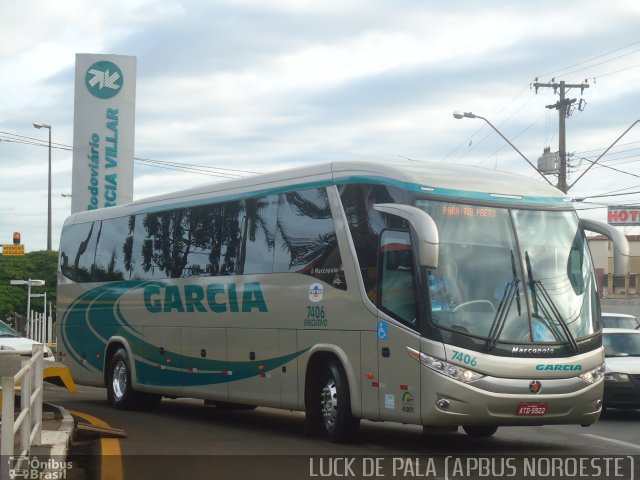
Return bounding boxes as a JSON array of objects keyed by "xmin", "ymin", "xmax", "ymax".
[{"xmin": 453, "ymin": 299, "xmax": 496, "ymax": 313}]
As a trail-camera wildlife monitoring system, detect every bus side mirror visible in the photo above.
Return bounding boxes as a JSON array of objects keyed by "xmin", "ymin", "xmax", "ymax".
[
  {"xmin": 373, "ymin": 203, "xmax": 439, "ymax": 268},
  {"xmin": 579, "ymin": 218, "xmax": 630, "ymax": 275}
]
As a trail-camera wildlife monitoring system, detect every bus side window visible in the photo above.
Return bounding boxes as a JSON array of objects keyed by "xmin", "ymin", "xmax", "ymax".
[
  {"xmin": 60, "ymin": 222, "xmax": 100, "ymax": 283},
  {"xmin": 93, "ymin": 216, "xmax": 128, "ymax": 281},
  {"xmin": 274, "ymin": 188, "xmax": 347, "ymax": 289},
  {"xmin": 378, "ymin": 230, "xmax": 417, "ymax": 326}
]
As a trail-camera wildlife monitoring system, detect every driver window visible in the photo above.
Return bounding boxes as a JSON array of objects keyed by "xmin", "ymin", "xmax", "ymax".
[{"xmin": 378, "ymin": 230, "xmax": 417, "ymax": 327}]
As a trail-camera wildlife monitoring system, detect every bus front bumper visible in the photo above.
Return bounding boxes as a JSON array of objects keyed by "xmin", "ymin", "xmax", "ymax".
[{"xmin": 420, "ymin": 369, "xmax": 603, "ymax": 427}]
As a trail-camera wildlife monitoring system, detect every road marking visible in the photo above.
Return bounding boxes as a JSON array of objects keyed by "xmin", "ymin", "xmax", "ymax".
[
  {"xmin": 69, "ymin": 409, "xmax": 124, "ymax": 480},
  {"xmin": 582, "ymin": 433, "xmax": 640, "ymax": 451}
]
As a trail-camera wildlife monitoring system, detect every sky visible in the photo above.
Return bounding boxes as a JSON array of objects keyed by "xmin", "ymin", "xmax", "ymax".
[{"xmin": 2, "ymin": 0, "xmax": 640, "ymax": 251}]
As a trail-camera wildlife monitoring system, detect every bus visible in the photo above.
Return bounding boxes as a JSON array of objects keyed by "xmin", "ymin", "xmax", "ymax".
[{"xmin": 56, "ymin": 160, "xmax": 628, "ymax": 441}]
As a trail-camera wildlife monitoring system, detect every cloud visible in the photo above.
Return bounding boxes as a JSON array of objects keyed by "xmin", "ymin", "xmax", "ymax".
[{"xmin": 2, "ymin": 0, "xmax": 640, "ymax": 249}]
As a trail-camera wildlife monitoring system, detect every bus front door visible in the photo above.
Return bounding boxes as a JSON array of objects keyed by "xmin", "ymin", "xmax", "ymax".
[{"xmin": 376, "ymin": 229, "xmax": 421, "ymax": 423}]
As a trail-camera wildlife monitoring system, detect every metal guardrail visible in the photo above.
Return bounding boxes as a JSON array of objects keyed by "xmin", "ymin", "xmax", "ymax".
[{"xmin": 1, "ymin": 344, "xmax": 44, "ymax": 479}]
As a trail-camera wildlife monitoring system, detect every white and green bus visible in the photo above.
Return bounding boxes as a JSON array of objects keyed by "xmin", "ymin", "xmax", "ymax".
[{"xmin": 56, "ymin": 161, "xmax": 628, "ymax": 441}]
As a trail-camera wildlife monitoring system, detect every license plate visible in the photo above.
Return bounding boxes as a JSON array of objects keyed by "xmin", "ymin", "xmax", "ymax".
[{"xmin": 517, "ymin": 403, "xmax": 548, "ymax": 416}]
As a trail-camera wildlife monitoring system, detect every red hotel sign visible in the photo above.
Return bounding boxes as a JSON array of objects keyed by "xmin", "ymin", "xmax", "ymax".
[{"xmin": 608, "ymin": 206, "xmax": 640, "ymax": 226}]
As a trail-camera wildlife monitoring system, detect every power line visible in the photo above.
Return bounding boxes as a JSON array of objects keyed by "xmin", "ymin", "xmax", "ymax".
[
  {"xmin": 569, "ymin": 154, "xmax": 640, "ymax": 180},
  {"xmin": 536, "ymin": 40, "xmax": 640, "ymax": 78},
  {"xmin": 575, "ymin": 142, "xmax": 640, "ymax": 157},
  {"xmin": 0, "ymin": 129, "xmax": 262, "ymax": 178},
  {"xmin": 561, "ymin": 46, "xmax": 640, "ymax": 78}
]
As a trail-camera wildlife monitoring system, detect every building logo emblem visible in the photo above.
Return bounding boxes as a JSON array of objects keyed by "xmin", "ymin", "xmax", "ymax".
[{"xmin": 85, "ymin": 60, "xmax": 123, "ymax": 99}]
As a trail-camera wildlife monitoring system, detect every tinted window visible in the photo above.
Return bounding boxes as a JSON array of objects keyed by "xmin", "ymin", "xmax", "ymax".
[
  {"xmin": 139, "ymin": 210, "xmax": 177, "ymax": 278},
  {"xmin": 242, "ymin": 195, "xmax": 278, "ymax": 275},
  {"xmin": 218, "ymin": 201, "xmax": 244, "ymax": 276},
  {"xmin": 122, "ymin": 215, "xmax": 147, "ymax": 280},
  {"xmin": 59, "ymin": 222, "xmax": 99, "ymax": 282},
  {"xmin": 379, "ymin": 230, "xmax": 417, "ymax": 326},
  {"xmin": 93, "ymin": 216, "xmax": 128, "ymax": 281},
  {"xmin": 274, "ymin": 188, "xmax": 346, "ymax": 289},
  {"xmin": 339, "ymin": 184, "xmax": 407, "ymax": 299},
  {"xmin": 181, "ymin": 204, "xmax": 223, "ymax": 277},
  {"xmin": 61, "ymin": 192, "xmax": 330, "ymax": 283}
]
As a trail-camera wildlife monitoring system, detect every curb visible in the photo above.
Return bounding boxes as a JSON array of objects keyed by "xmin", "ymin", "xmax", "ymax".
[{"xmin": 30, "ymin": 402, "xmax": 75, "ymax": 477}]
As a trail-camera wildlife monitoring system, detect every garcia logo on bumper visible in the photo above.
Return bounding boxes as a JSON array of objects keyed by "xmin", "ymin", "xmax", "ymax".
[{"xmin": 535, "ymin": 364, "xmax": 582, "ymax": 371}]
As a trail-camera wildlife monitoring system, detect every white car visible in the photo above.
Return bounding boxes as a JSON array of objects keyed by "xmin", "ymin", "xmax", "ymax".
[
  {"xmin": 601, "ymin": 312, "xmax": 640, "ymax": 330},
  {"xmin": 602, "ymin": 328, "xmax": 640, "ymax": 411},
  {"xmin": 0, "ymin": 319, "xmax": 54, "ymax": 360}
]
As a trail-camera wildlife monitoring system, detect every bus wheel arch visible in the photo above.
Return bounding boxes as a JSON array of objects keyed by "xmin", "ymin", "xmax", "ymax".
[
  {"xmin": 104, "ymin": 339, "xmax": 132, "ymax": 387},
  {"xmin": 304, "ymin": 350, "xmax": 360, "ymax": 443},
  {"xmin": 105, "ymin": 341, "xmax": 161, "ymax": 410}
]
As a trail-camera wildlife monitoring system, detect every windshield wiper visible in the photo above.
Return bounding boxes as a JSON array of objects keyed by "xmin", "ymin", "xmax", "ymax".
[
  {"xmin": 525, "ymin": 252, "xmax": 579, "ymax": 353},
  {"xmin": 0, "ymin": 333, "xmax": 18, "ymax": 338},
  {"xmin": 485, "ymin": 251, "xmax": 520, "ymax": 351}
]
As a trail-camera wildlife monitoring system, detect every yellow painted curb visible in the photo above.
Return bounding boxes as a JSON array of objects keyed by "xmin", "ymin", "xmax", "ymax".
[
  {"xmin": 69, "ymin": 410, "xmax": 123, "ymax": 480},
  {"xmin": 43, "ymin": 365, "xmax": 78, "ymax": 393}
]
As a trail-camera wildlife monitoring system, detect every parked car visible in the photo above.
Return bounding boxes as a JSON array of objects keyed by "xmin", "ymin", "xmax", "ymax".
[
  {"xmin": 602, "ymin": 328, "xmax": 640, "ymax": 412},
  {"xmin": 0, "ymin": 319, "xmax": 54, "ymax": 360},
  {"xmin": 601, "ymin": 312, "xmax": 640, "ymax": 330}
]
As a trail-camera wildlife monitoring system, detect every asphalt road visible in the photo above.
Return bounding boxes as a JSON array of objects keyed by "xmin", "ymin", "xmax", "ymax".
[{"xmin": 45, "ymin": 384, "xmax": 640, "ymax": 480}]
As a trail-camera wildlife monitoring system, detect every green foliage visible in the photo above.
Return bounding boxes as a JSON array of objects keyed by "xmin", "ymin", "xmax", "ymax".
[{"xmin": 0, "ymin": 250, "xmax": 57, "ymax": 319}]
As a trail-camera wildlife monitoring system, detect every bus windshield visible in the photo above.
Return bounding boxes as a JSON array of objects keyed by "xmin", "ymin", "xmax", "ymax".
[{"xmin": 415, "ymin": 200, "xmax": 599, "ymax": 347}]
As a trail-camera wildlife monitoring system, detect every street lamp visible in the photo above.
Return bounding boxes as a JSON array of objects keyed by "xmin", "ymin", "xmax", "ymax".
[
  {"xmin": 453, "ymin": 111, "xmax": 556, "ymax": 189},
  {"xmin": 10, "ymin": 279, "xmax": 46, "ymax": 334},
  {"xmin": 33, "ymin": 122, "xmax": 52, "ymax": 251}
]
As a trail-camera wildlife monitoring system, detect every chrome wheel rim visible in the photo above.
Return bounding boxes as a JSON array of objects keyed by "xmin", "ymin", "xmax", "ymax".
[
  {"xmin": 321, "ymin": 375, "xmax": 338, "ymax": 431},
  {"xmin": 112, "ymin": 360, "xmax": 127, "ymax": 401}
]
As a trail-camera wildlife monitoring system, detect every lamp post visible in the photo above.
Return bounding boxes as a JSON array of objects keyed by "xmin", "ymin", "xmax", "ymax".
[
  {"xmin": 33, "ymin": 122, "xmax": 52, "ymax": 251},
  {"xmin": 453, "ymin": 111, "xmax": 556, "ymax": 189},
  {"xmin": 10, "ymin": 279, "xmax": 45, "ymax": 335}
]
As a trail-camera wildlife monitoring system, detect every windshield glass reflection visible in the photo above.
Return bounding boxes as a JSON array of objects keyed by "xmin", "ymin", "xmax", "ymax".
[{"xmin": 415, "ymin": 200, "xmax": 598, "ymax": 345}]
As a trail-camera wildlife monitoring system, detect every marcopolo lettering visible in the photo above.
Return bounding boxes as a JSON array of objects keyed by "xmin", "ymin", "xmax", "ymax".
[
  {"xmin": 144, "ymin": 282, "xmax": 268, "ymax": 314},
  {"xmin": 535, "ymin": 364, "xmax": 582, "ymax": 371},
  {"xmin": 512, "ymin": 347, "xmax": 555, "ymax": 354}
]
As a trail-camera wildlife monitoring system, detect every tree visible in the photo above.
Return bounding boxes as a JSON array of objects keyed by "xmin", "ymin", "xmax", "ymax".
[{"xmin": 0, "ymin": 250, "xmax": 58, "ymax": 321}]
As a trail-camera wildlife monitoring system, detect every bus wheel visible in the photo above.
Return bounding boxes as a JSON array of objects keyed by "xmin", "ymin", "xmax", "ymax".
[
  {"xmin": 462, "ymin": 425, "xmax": 498, "ymax": 437},
  {"xmin": 107, "ymin": 348, "xmax": 161, "ymax": 410},
  {"xmin": 319, "ymin": 361, "xmax": 359, "ymax": 443}
]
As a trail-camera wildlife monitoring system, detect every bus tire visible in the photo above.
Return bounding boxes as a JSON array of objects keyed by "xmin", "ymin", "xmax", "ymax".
[
  {"xmin": 462, "ymin": 425, "xmax": 498, "ymax": 437},
  {"xmin": 107, "ymin": 348, "xmax": 161, "ymax": 410},
  {"xmin": 319, "ymin": 360, "xmax": 359, "ymax": 443}
]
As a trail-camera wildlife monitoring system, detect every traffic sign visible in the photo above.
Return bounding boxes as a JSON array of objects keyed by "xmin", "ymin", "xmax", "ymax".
[{"xmin": 3, "ymin": 244, "xmax": 25, "ymax": 256}]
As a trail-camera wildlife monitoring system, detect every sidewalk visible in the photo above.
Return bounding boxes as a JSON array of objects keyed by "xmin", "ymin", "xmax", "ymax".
[{"xmin": 6, "ymin": 401, "xmax": 75, "ymax": 479}]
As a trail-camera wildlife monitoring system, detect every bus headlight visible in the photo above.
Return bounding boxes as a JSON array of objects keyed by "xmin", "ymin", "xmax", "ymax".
[
  {"xmin": 406, "ymin": 347, "xmax": 483, "ymax": 383},
  {"xmin": 578, "ymin": 363, "xmax": 605, "ymax": 384}
]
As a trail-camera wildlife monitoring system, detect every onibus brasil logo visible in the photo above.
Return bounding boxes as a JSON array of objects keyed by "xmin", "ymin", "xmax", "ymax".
[{"xmin": 85, "ymin": 60, "xmax": 123, "ymax": 99}]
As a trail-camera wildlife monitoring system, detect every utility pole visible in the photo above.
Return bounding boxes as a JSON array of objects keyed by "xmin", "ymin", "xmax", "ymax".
[{"xmin": 532, "ymin": 79, "xmax": 589, "ymax": 193}]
